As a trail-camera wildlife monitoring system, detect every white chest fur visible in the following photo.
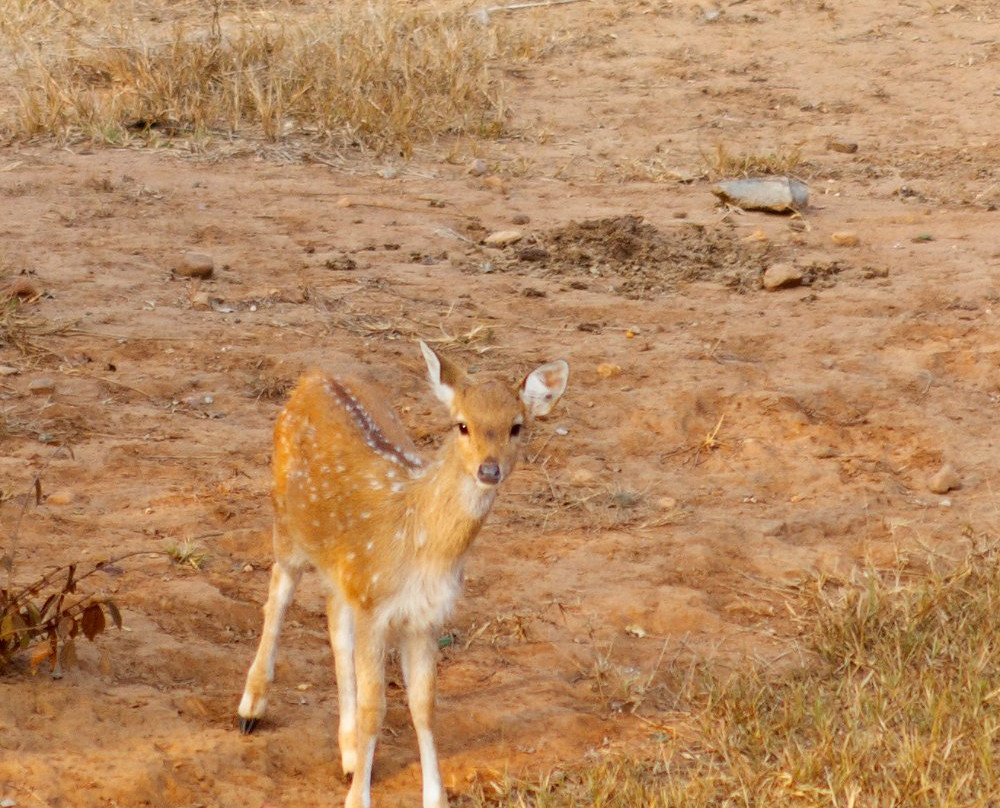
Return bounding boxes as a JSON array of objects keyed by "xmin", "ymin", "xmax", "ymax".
[{"xmin": 375, "ymin": 563, "xmax": 463, "ymax": 633}]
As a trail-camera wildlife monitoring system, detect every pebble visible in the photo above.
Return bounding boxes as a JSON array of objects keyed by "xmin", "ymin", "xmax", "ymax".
[
  {"xmin": 0, "ymin": 365, "xmax": 18, "ymax": 376},
  {"xmin": 46, "ymin": 490, "xmax": 77, "ymax": 506},
  {"xmin": 762, "ymin": 263, "xmax": 804, "ymax": 290},
  {"xmin": 467, "ymin": 158, "xmax": 489, "ymax": 177},
  {"xmin": 190, "ymin": 291, "xmax": 224, "ymax": 310},
  {"xmin": 569, "ymin": 469, "xmax": 596, "ymax": 486},
  {"xmin": 175, "ymin": 252, "xmax": 214, "ymax": 279},
  {"xmin": 827, "ymin": 138, "xmax": 859, "ymax": 154},
  {"xmin": 597, "ymin": 363, "xmax": 622, "ymax": 378},
  {"xmin": 483, "ymin": 229, "xmax": 524, "ymax": 247},
  {"xmin": 4, "ymin": 278, "xmax": 40, "ymax": 300},
  {"xmin": 928, "ymin": 463, "xmax": 960, "ymax": 494},
  {"xmin": 519, "ymin": 246, "xmax": 550, "ymax": 262},
  {"xmin": 512, "ymin": 214, "xmax": 530, "ymax": 225},
  {"xmin": 482, "ymin": 176, "xmax": 507, "ymax": 194},
  {"xmin": 830, "ymin": 231, "xmax": 860, "ymax": 247},
  {"xmin": 28, "ymin": 377, "xmax": 56, "ymax": 395}
]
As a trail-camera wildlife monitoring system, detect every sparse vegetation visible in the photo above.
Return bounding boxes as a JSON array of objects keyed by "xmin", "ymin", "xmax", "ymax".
[
  {"xmin": 0, "ymin": 0, "xmax": 545, "ymax": 155},
  {"xmin": 465, "ymin": 543, "xmax": 1000, "ymax": 807},
  {"xmin": 1, "ymin": 463, "xmax": 124, "ymax": 677},
  {"xmin": 166, "ymin": 538, "xmax": 208, "ymax": 570},
  {"xmin": 706, "ymin": 142, "xmax": 806, "ymax": 179}
]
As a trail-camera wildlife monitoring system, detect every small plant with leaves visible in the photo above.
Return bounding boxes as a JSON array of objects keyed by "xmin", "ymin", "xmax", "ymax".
[
  {"xmin": 1, "ymin": 456, "xmax": 126, "ymax": 677},
  {"xmin": 0, "ymin": 560, "xmax": 124, "ymax": 677}
]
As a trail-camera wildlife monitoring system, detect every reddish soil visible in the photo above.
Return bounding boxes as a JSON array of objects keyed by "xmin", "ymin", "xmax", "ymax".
[{"xmin": 2, "ymin": 1, "xmax": 999, "ymax": 805}]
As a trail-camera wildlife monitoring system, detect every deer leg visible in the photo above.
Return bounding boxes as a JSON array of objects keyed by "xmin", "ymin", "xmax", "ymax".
[
  {"xmin": 401, "ymin": 628, "xmax": 448, "ymax": 808},
  {"xmin": 344, "ymin": 614, "xmax": 387, "ymax": 808},
  {"xmin": 238, "ymin": 559, "xmax": 303, "ymax": 733},
  {"xmin": 327, "ymin": 593, "xmax": 358, "ymax": 780}
]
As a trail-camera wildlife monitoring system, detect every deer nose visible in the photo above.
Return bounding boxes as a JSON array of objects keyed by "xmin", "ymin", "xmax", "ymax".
[{"xmin": 477, "ymin": 459, "xmax": 502, "ymax": 485}]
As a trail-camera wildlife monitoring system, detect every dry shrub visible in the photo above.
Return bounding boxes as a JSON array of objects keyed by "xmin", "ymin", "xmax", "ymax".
[{"xmin": 3, "ymin": 1, "xmax": 541, "ymax": 154}]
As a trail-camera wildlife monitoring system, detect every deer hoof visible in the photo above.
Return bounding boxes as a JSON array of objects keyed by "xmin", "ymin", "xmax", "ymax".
[{"xmin": 238, "ymin": 716, "xmax": 259, "ymax": 735}]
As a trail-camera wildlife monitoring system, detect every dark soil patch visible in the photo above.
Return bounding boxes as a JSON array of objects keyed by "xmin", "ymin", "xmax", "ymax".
[{"xmin": 488, "ymin": 215, "xmax": 767, "ymax": 297}]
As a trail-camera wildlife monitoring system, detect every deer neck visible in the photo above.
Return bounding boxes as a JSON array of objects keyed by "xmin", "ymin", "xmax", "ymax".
[{"xmin": 405, "ymin": 441, "xmax": 496, "ymax": 563}]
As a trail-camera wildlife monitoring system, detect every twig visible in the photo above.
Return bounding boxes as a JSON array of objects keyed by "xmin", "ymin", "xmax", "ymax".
[
  {"xmin": 3, "ymin": 446, "xmax": 74, "ymax": 591},
  {"xmin": 481, "ymin": 0, "xmax": 590, "ymax": 13}
]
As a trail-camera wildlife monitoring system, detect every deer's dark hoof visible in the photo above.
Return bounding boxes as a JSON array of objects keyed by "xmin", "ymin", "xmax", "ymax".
[{"xmin": 238, "ymin": 716, "xmax": 259, "ymax": 735}]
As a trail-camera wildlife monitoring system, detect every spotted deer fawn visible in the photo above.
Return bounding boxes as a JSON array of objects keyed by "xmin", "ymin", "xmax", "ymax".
[{"xmin": 238, "ymin": 341, "xmax": 569, "ymax": 808}]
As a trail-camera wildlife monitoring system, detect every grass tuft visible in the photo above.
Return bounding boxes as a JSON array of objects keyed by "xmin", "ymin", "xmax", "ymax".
[
  {"xmin": 465, "ymin": 542, "xmax": 1000, "ymax": 807},
  {"xmin": 706, "ymin": 142, "xmax": 805, "ymax": 179}
]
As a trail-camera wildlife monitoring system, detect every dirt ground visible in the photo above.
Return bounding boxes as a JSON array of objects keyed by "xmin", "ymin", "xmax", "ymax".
[{"xmin": 2, "ymin": 0, "xmax": 1000, "ymax": 805}]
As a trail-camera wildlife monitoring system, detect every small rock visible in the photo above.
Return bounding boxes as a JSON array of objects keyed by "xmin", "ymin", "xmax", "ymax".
[
  {"xmin": 483, "ymin": 229, "xmax": 524, "ymax": 247},
  {"xmin": 570, "ymin": 469, "xmax": 596, "ymax": 486},
  {"xmin": 482, "ymin": 176, "xmax": 507, "ymax": 194},
  {"xmin": 518, "ymin": 246, "xmax": 549, "ymax": 262},
  {"xmin": 596, "ymin": 363, "xmax": 622, "ymax": 378},
  {"xmin": 512, "ymin": 214, "xmax": 530, "ymax": 225},
  {"xmin": 928, "ymin": 463, "xmax": 961, "ymax": 494},
  {"xmin": 4, "ymin": 278, "xmax": 40, "ymax": 300},
  {"xmin": 175, "ymin": 252, "xmax": 214, "ymax": 279},
  {"xmin": 46, "ymin": 490, "xmax": 77, "ymax": 506},
  {"xmin": 827, "ymin": 138, "xmax": 859, "ymax": 154},
  {"xmin": 830, "ymin": 231, "xmax": 860, "ymax": 247},
  {"xmin": 28, "ymin": 377, "xmax": 56, "ymax": 395},
  {"xmin": 712, "ymin": 177, "xmax": 809, "ymax": 213},
  {"xmin": 190, "ymin": 291, "xmax": 222, "ymax": 310},
  {"xmin": 0, "ymin": 365, "xmax": 18, "ymax": 376},
  {"xmin": 762, "ymin": 263, "xmax": 804, "ymax": 290},
  {"xmin": 656, "ymin": 496, "xmax": 678, "ymax": 510},
  {"xmin": 467, "ymin": 158, "xmax": 489, "ymax": 177}
]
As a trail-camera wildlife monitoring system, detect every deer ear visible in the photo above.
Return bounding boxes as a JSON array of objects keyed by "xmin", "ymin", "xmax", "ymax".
[
  {"xmin": 419, "ymin": 341, "xmax": 465, "ymax": 408},
  {"xmin": 521, "ymin": 359, "xmax": 569, "ymax": 418}
]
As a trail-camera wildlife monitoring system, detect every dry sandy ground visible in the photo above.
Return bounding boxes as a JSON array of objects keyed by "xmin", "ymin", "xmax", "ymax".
[{"xmin": 2, "ymin": 0, "xmax": 1000, "ymax": 805}]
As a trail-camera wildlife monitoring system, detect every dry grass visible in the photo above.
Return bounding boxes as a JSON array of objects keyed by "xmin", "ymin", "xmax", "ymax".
[
  {"xmin": 0, "ymin": 0, "xmax": 546, "ymax": 155},
  {"xmin": 705, "ymin": 142, "xmax": 805, "ymax": 179},
  {"xmin": 465, "ymin": 542, "xmax": 1000, "ymax": 807}
]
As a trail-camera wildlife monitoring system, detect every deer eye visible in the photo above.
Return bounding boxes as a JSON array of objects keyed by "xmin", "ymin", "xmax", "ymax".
[
  {"xmin": 510, "ymin": 423, "xmax": 523, "ymax": 438},
  {"xmin": 456, "ymin": 422, "xmax": 469, "ymax": 436}
]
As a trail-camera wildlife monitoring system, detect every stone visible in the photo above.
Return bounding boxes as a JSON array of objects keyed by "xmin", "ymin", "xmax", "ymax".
[
  {"xmin": 28, "ymin": 377, "xmax": 56, "ymax": 395},
  {"xmin": 482, "ymin": 176, "xmax": 507, "ymax": 194},
  {"xmin": 483, "ymin": 229, "xmax": 524, "ymax": 247},
  {"xmin": 928, "ymin": 463, "xmax": 961, "ymax": 494},
  {"xmin": 46, "ymin": 490, "xmax": 77, "ymax": 506},
  {"xmin": 712, "ymin": 177, "xmax": 809, "ymax": 212},
  {"xmin": 762, "ymin": 263, "xmax": 804, "ymax": 290},
  {"xmin": 175, "ymin": 252, "xmax": 214, "ymax": 279},
  {"xmin": 4, "ymin": 278, "xmax": 40, "ymax": 300},
  {"xmin": 831, "ymin": 231, "xmax": 860, "ymax": 247},
  {"xmin": 467, "ymin": 158, "xmax": 489, "ymax": 176},
  {"xmin": 827, "ymin": 137, "xmax": 859, "ymax": 154}
]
